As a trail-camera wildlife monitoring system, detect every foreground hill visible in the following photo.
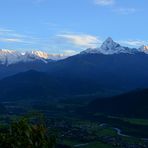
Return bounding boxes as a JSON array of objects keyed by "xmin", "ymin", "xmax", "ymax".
[
  {"xmin": 87, "ymin": 89, "xmax": 148, "ymax": 118},
  {"xmin": 0, "ymin": 70, "xmax": 112, "ymax": 100},
  {"xmin": 1, "ymin": 52, "xmax": 148, "ymax": 100},
  {"xmin": 47, "ymin": 52, "xmax": 148, "ymax": 91}
]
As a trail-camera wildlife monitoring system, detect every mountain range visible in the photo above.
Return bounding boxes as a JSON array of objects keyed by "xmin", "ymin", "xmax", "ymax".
[
  {"xmin": 0, "ymin": 50, "xmax": 70, "ymax": 79},
  {"xmin": 0, "ymin": 49, "xmax": 69, "ymax": 65},
  {"xmin": 0, "ymin": 37, "xmax": 148, "ymax": 67},
  {"xmin": 0, "ymin": 37, "xmax": 148, "ymax": 101},
  {"xmin": 0, "ymin": 37, "xmax": 148, "ymax": 118},
  {"xmin": 0, "ymin": 37, "xmax": 148, "ymax": 80},
  {"xmin": 81, "ymin": 37, "xmax": 148, "ymax": 55}
]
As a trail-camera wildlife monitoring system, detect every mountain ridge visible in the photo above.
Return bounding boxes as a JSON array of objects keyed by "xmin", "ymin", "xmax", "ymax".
[
  {"xmin": 1, "ymin": 52, "xmax": 148, "ymax": 100},
  {"xmin": 1, "ymin": 37, "xmax": 148, "ymax": 66},
  {"xmin": 81, "ymin": 37, "xmax": 147, "ymax": 55},
  {"xmin": 0, "ymin": 49, "xmax": 69, "ymax": 65}
]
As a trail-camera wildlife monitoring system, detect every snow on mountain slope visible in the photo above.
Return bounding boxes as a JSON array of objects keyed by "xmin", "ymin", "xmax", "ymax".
[
  {"xmin": 31, "ymin": 51, "xmax": 49, "ymax": 59},
  {"xmin": 1, "ymin": 37, "xmax": 147, "ymax": 65},
  {"xmin": 139, "ymin": 45, "xmax": 148, "ymax": 54},
  {"xmin": 81, "ymin": 37, "xmax": 140, "ymax": 55},
  {"xmin": 0, "ymin": 49, "xmax": 23, "ymax": 65},
  {"xmin": 0, "ymin": 49, "xmax": 69, "ymax": 65}
]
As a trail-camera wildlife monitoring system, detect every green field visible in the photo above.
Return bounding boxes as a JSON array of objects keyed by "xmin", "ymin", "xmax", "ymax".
[
  {"xmin": 75, "ymin": 142, "xmax": 114, "ymax": 148},
  {"xmin": 109, "ymin": 116, "xmax": 148, "ymax": 126},
  {"xmin": 63, "ymin": 140, "xmax": 114, "ymax": 148},
  {"xmin": 123, "ymin": 118, "xmax": 148, "ymax": 126},
  {"xmin": 1, "ymin": 100, "xmax": 148, "ymax": 148}
]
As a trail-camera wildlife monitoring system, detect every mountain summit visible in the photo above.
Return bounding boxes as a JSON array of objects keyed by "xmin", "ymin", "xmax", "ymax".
[{"xmin": 81, "ymin": 37, "xmax": 139, "ymax": 55}]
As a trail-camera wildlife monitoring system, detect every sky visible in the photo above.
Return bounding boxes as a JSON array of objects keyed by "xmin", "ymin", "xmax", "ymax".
[{"xmin": 0, "ymin": 0, "xmax": 147, "ymax": 54}]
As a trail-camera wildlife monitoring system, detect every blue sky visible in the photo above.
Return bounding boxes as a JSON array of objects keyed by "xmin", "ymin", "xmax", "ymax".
[{"xmin": 0, "ymin": 0, "xmax": 147, "ymax": 54}]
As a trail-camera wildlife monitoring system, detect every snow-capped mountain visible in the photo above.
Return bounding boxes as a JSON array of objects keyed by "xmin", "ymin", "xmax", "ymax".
[
  {"xmin": 0, "ymin": 49, "xmax": 69, "ymax": 65},
  {"xmin": 81, "ymin": 37, "xmax": 139, "ymax": 55},
  {"xmin": 1, "ymin": 37, "xmax": 147, "ymax": 65},
  {"xmin": 139, "ymin": 45, "xmax": 148, "ymax": 54},
  {"xmin": 0, "ymin": 49, "xmax": 23, "ymax": 65}
]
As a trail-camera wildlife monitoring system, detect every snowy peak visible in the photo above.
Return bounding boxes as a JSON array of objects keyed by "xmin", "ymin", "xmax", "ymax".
[
  {"xmin": 31, "ymin": 51, "xmax": 49, "ymax": 59},
  {"xmin": 100, "ymin": 37, "xmax": 119, "ymax": 50},
  {"xmin": 23, "ymin": 51, "xmax": 70, "ymax": 61},
  {"xmin": 0, "ymin": 49, "xmax": 17, "ymax": 54},
  {"xmin": 101, "ymin": 37, "xmax": 117, "ymax": 48},
  {"xmin": 0, "ymin": 49, "xmax": 70, "ymax": 65},
  {"xmin": 99, "ymin": 37, "xmax": 122, "ymax": 54},
  {"xmin": 81, "ymin": 37, "xmax": 139, "ymax": 55},
  {"xmin": 139, "ymin": 45, "xmax": 148, "ymax": 54},
  {"xmin": 0, "ymin": 49, "xmax": 22, "ymax": 65}
]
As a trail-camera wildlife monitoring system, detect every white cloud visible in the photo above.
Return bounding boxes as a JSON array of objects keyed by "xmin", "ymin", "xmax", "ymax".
[
  {"xmin": 120, "ymin": 40, "xmax": 148, "ymax": 47},
  {"xmin": 0, "ymin": 27, "xmax": 39, "ymax": 44},
  {"xmin": 0, "ymin": 28, "xmax": 14, "ymax": 36},
  {"xmin": 57, "ymin": 34, "xmax": 101, "ymax": 48},
  {"xmin": 114, "ymin": 8, "xmax": 137, "ymax": 15},
  {"xmin": 0, "ymin": 38, "xmax": 24, "ymax": 43},
  {"xmin": 0, "ymin": 28, "xmax": 27, "ymax": 38},
  {"xmin": 63, "ymin": 50, "xmax": 78, "ymax": 55},
  {"xmin": 32, "ymin": 0, "xmax": 46, "ymax": 4},
  {"xmin": 95, "ymin": 0, "xmax": 114, "ymax": 6},
  {"xmin": 94, "ymin": 0, "xmax": 137, "ymax": 15},
  {"xmin": 0, "ymin": 28, "xmax": 13, "ymax": 33}
]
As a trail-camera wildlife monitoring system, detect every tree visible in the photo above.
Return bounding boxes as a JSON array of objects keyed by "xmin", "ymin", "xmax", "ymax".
[{"xmin": 0, "ymin": 116, "xmax": 56, "ymax": 148}]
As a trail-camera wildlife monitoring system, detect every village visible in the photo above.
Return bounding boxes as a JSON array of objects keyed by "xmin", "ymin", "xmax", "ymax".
[{"xmin": 47, "ymin": 118, "xmax": 148, "ymax": 148}]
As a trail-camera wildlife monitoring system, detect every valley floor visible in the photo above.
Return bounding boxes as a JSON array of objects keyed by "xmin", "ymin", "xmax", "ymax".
[{"xmin": 0, "ymin": 100, "xmax": 148, "ymax": 148}]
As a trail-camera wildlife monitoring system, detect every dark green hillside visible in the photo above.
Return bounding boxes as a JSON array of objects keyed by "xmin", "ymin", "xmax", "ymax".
[{"xmin": 87, "ymin": 89, "xmax": 148, "ymax": 118}]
